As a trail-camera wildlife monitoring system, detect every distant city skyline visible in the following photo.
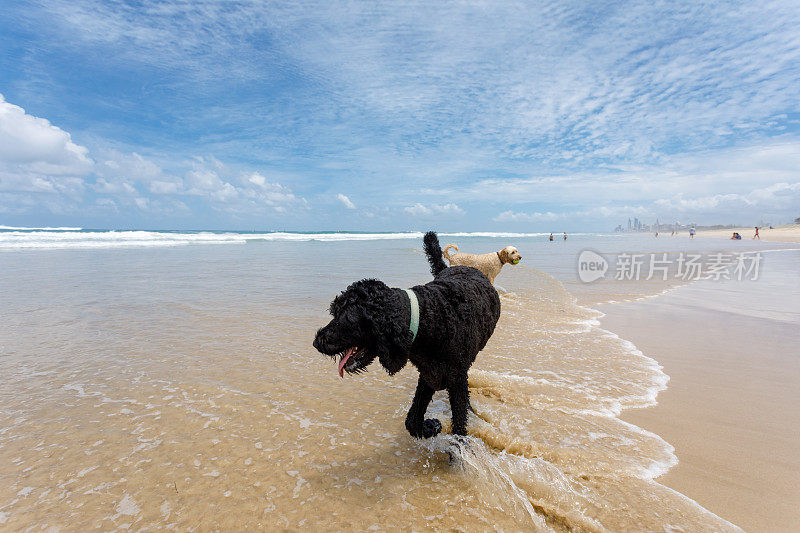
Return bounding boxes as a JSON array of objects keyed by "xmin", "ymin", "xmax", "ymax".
[{"xmin": 1, "ymin": 2, "xmax": 799, "ymax": 231}]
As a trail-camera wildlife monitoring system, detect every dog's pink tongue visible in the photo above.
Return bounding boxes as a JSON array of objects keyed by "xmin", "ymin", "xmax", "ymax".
[{"xmin": 338, "ymin": 347, "xmax": 356, "ymax": 378}]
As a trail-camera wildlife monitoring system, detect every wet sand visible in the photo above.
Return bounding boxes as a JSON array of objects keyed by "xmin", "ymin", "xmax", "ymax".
[{"xmin": 600, "ymin": 250, "xmax": 800, "ymax": 532}]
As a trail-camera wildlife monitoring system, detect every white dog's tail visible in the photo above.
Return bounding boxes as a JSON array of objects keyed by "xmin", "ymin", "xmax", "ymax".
[{"xmin": 442, "ymin": 244, "xmax": 459, "ymax": 261}]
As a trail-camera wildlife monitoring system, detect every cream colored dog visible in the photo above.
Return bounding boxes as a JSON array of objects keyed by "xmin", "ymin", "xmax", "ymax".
[{"xmin": 442, "ymin": 243, "xmax": 522, "ymax": 284}]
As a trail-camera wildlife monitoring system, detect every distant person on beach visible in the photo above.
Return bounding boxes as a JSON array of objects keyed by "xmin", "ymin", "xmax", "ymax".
[
  {"xmin": 671, "ymin": 229, "xmax": 675, "ymax": 236},
  {"xmin": 731, "ymin": 232, "xmax": 741, "ymax": 240},
  {"xmin": 654, "ymin": 231, "xmax": 658, "ymax": 237},
  {"xmin": 549, "ymin": 233, "xmax": 554, "ymax": 241},
  {"xmin": 563, "ymin": 232, "xmax": 567, "ymax": 240},
  {"xmin": 689, "ymin": 227, "xmax": 696, "ymax": 238},
  {"xmin": 753, "ymin": 226, "xmax": 760, "ymax": 239}
]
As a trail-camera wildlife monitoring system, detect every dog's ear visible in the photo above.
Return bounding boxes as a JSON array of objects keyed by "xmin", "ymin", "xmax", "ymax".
[
  {"xmin": 372, "ymin": 309, "xmax": 410, "ymax": 375},
  {"xmin": 359, "ymin": 286, "xmax": 410, "ymax": 375},
  {"xmin": 498, "ymin": 248, "xmax": 510, "ymax": 264}
]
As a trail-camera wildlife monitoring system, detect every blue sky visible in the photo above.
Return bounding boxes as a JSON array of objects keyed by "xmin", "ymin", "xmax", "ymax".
[{"xmin": 1, "ymin": 1, "xmax": 799, "ymax": 231}]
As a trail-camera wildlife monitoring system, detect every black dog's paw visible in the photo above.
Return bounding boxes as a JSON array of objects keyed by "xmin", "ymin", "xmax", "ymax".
[
  {"xmin": 405, "ymin": 417, "xmax": 442, "ymax": 438},
  {"xmin": 405, "ymin": 419, "xmax": 425, "ymax": 438},
  {"xmin": 422, "ymin": 418, "xmax": 442, "ymax": 438}
]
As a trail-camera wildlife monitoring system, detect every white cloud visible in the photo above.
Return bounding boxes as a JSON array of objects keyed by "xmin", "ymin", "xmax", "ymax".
[
  {"xmin": 0, "ymin": 93, "xmax": 310, "ymax": 220},
  {"xmin": 93, "ymin": 178, "xmax": 136, "ymax": 195},
  {"xmin": 243, "ymin": 172, "xmax": 304, "ymax": 208},
  {"xmin": 336, "ymin": 193, "xmax": 356, "ymax": 209},
  {"xmin": 655, "ymin": 182, "xmax": 800, "ymax": 212},
  {"xmin": 248, "ymin": 172, "xmax": 268, "ymax": 187},
  {"xmin": 100, "ymin": 155, "xmax": 309, "ymax": 213},
  {"xmin": 148, "ymin": 180, "xmax": 182, "ymax": 194},
  {"xmin": 495, "ymin": 205, "xmax": 654, "ymax": 223},
  {"xmin": 95, "ymin": 150, "xmax": 163, "ymax": 183},
  {"xmin": 94, "ymin": 197, "xmax": 118, "ymax": 211},
  {"xmin": 424, "ymin": 140, "xmax": 800, "ymax": 224},
  {"xmin": 494, "ymin": 211, "xmax": 561, "ymax": 222},
  {"xmin": 584, "ymin": 205, "xmax": 651, "ymax": 218},
  {"xmin": 162, "ymin": 165, "xmax": 308, "ymax": 214},
  {"xmin": 438, "ymin": 203, "xmax": 465, "ymax": 215},
  {"xmin": 0, "ymin": 192, "xmax": 43, "ymax": 214},
  {"xmin": 404, "ymin": 203, "xmax": 430, "ymax": 216},
  {"xmin": 0, "ymin": 93, "xmax": 93, "ymax": 176},
  {"xmin": 0, "ymin": 94, "xmax": 92, "ymax": 204},
  {"xmin": 404, "ymin": 202, "xmax": 464, "ymax": 217},
  {"xmin": 93, "ymin": 149, "xmax": 187, "ymax": 198},
  {"xmin": 186, "ymin": 168, "xmax": 224, "ymax": 192}
]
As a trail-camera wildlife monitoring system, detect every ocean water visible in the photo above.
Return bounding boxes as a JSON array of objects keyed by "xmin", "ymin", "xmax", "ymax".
[{"xmin": 0, "ymin": 229, "xmax": 795, "ymax": 530}]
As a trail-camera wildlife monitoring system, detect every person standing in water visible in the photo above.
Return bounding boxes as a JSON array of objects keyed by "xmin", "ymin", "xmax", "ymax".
[
  {"xmin": 563, "ymin": 232, "xmax": 567, "ymax": 240},
  {"xmin": 549, "ymin": 233, "xmax": 554, "ymax": 241}
]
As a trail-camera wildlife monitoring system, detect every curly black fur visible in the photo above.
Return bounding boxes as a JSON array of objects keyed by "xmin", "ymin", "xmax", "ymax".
[
  {"xmin": 423, "ymin": 230, "xmax": 447, "ymax": 276},
  {"xmin": 313, "ymin": 231, "xmax": 501, "ymax": 438}
]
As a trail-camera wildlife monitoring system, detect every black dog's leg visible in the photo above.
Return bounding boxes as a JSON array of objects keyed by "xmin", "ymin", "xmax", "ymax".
[
  {"xmin": 405, "ymin": 377, "xmax": 441, "ymax": 438},
  {"xmin": 447, "ymin": 375, "xmax": 470, "ymax": 436}
]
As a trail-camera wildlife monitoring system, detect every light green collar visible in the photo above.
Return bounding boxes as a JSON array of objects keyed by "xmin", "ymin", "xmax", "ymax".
[{"xmin": 403, "ymin": 288, "xmax": 419, "ymax": 343}]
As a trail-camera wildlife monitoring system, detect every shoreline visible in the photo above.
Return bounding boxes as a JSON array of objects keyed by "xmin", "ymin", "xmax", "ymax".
[
  {"xmin": 597, "ymin": 249, "xmax": 800, "ymax": 532},
  {"xmin": 695, "ymin": 224, "xmax": 800, "ymax": 243}
]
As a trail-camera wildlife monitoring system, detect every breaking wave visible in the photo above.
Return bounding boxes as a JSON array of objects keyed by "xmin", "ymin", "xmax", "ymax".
[{"xmin": 0, "ymin": 229, "xmax": 566, "ymax": 249}]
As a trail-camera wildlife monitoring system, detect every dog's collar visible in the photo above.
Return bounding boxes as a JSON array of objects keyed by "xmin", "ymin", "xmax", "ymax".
[
  {"xmin": 403, "ymin": 288, "xmax": 419, "ymax": 343},
  {"xmin": 496, "ymin": 251, "xmax": 503, "ymax": 264}
]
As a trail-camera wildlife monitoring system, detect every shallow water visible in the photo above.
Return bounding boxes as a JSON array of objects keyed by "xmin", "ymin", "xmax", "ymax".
[{"xmin": 0, "ymin": 232, "xmax": 794, "ymax": 530}]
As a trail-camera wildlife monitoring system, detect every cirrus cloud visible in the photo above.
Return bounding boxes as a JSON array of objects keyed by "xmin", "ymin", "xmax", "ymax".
[{"xmin": 3, "ymin": 2, "xmax": 800, "ymax": 229}]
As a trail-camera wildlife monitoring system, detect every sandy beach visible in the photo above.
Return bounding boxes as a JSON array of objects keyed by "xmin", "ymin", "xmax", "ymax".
[
  {"xmin": 0, "ymin": 232, "xmax": 757, "ymax": 531},
  {"xmin": 601, "ymin": 248, "xmax": 800, "ymax": 532},
  {"xmin": 696, "ymin": 224, "xmax": 800, "ymax": 243},
  {"xmin": 1, "ymin": 232, "xmax": 798, "ymax": 530}
]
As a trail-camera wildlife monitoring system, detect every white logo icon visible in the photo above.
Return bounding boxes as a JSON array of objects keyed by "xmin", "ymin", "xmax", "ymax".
[{"xmin": 578, "ymin": 250, "xmax": 608, "ymax": 283}]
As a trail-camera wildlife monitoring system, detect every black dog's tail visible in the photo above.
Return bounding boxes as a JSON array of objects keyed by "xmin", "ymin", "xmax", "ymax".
[{"xmin": 423, "ymin": 231, "xmax": 447, "ymax": 277}]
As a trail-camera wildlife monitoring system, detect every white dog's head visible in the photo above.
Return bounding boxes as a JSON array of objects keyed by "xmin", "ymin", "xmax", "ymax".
[{"xmin": 499, "ymin": 246, "xmax": 522, "ymax": 265}]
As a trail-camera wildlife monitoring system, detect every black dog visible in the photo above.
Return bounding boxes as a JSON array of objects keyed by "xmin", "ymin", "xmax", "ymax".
[{"xmin": 313, "ymin": 231, "xmax": 501, "ymax": 438}]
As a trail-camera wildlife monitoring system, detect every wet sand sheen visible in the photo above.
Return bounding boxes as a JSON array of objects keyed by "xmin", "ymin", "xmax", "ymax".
[{"xmin": 602, "ymin": 250, "xmax": 800, "ymax": 532}]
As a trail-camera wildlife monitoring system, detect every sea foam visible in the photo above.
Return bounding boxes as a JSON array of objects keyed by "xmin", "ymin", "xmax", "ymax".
[{"xmin": 0, "ymin": 230, "xmax": 557, "ymax": 249}]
